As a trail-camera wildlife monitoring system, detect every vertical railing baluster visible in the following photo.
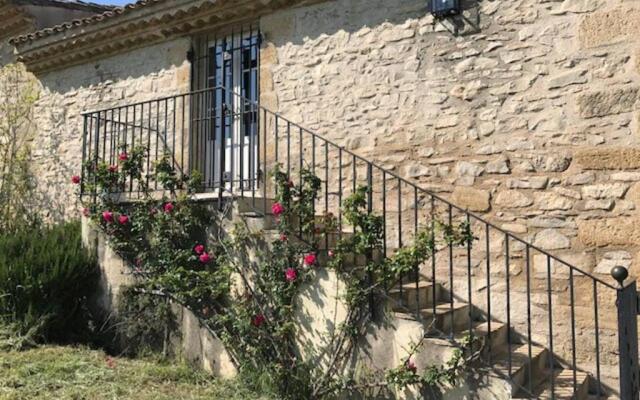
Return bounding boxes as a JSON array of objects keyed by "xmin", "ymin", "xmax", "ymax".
[
  {"xmin": 299, "ymin": 127, "xmax": 303, "ymax": 187},
  {"xmin": 398, "ymin": 179, "xmax": 403, "ymax": 308},
  {"xmin": 230, "ymin": 84, "xmax": 235, "ymax": 196},
  {"xmin": 123, "ymin": 106, "xmax": 129, "ymax": 159},
  {"xmin": 146, "ymin": 102, "xmax": 152, "ymax": 192},
  {"xmin": 251, "ymin": 98, "xmax": 256, "ymax": 201},
  {"xmin": 154, "ymin": 100, "xmax": 160, "ymax": 191},
  {"xmin": 212, "ymin": 89, "xmax": 218, "ymax": 190},
  {"xmin": 130, "ymin": 105, "xmax": 136, "ymax": 193},
  {"xmin": 87, "ymin": 113, "xmax": 93, "ymax": 174},
  {"xmin": 240, "ymin": 95, "xmax": 245, "ymax": 195},
  {"xmin": 102, "ymin": 110, "xmax": 107, "ymax": 167},
  {"xmin": 381, "ymin": 171, "xmax": 387, "ymax": 293},
  {"xmin": 448, "ymin": 204, "xmax": 453, "ymax": 338},
  {"xmin": 262, "ymin": 109, "xmax": 267, "ymax": 213},
  {"xmin": 382, "ymin": 172, "xmax": 387, "ymax": 261},
  {"xmin": 172, "ymin": 98, "xmax": 176, "ymax": 175},
  {"xmin": 525, "ymin": 245, "xmax": 532, "ymax": 395},
  {"xmin": 338, "ymin": 148, "xmax": 342, "ymax": 240},
  {"xmin": 569, "ymin": 268, "xmax": 577, "ymax": 394},
  {"xmin": 593, "ymin": 280, "xmax": 600, "ymax": 400},
  {"xmin": 115, "ymin": 108, "xmax": 121, "ymax": 165},
  {"xmin": 299, "ymin": 127, "xmax": 303, "ymax": 238},
  {"xmin": 80, "ymin": 115, "xmax": 88, "ymax": 197},
  {"xmin": 324, "ymin": 141, "xmax": 328, "ymax": 252},
  {"xmin": 466, "ymin": 214, "xmax": 473, "ymax": 344},
  {"xmin": 94, "ymin": 112, "xmax": 101, "ymax": 202},
  {"xmin": 275, "ymin": 115, "xmax": 279, "ymax": 167},
  {"xmin": 286, "ymin": 121, "xmax": 291, "ymax": 177},
  {"xmin": 547, "ymin": 255, "xmax": 555, "ymax": 400},
  {"xmin": 414, "ymin": 187, "xmax": 419, "ymax": 317},
  {"xmin": 431, "ymin": 196, "xmax": 437, "ymax": 319},
  {"xmin": 505, "ymin": 233, "xmax": 512, "ymax": 377},
  {"xmin": 352, "ymin": 155, "xmax": 357, "ymax": 194},
  {"xmin": 218, "ymin": 89, "xmax": 226, "ymax": 209},
  {"xmin": 312, "ymin": 135, "xmax": 316, "ymax": 176},
  {"xmin": 485, "ymin": 224, "xmax": 491, "ymax": 365},
  {"xmin": 367, "ymin": 164, "xmax": 374, "ymax": 315},
  {"xmin": 109, "ymin": 109, "xmax": 114, "ymax": 166}
]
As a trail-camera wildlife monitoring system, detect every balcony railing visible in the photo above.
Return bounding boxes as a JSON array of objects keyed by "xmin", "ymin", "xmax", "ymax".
[{"xmin": 81, "ymin": 86, "xmax": 640, "ymax": 399}]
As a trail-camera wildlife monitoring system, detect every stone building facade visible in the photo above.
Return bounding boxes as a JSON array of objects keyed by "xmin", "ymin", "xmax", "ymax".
[
  {"xmin": 8, "ymin": 0, "xmax": 640, "ymax": 281},
  {"xmin": 6, "ymin": 0, "xmax": 640, "ymax": 394}
]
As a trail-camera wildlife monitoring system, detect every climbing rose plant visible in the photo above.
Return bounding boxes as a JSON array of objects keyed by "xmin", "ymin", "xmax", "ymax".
[{"xmin": 79, "ymin": 147, "xmax": 478, "ymax": 399}]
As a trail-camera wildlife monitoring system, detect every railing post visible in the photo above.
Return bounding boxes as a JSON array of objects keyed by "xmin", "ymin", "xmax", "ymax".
[
  {"xmin": 612, "ymin": 266, "xmax": 640, "ymax": 400},
  {"xmin": 81, "ymin": 114, "xmax": 88, "ymax": 198},
  {"xmin": 366, "ymin": 163, "xmax": 375, "ymax": 317}
]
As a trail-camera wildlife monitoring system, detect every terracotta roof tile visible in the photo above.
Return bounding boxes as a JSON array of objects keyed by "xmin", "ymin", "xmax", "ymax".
[{"xmin": 10, "ymin": 0, "xmax": 162, "ymax": 44}]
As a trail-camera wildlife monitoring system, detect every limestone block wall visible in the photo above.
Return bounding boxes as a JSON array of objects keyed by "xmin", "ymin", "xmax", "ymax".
[{"xmin": 30, "ymin": 38, "xmax": 191, "ymax": 222}]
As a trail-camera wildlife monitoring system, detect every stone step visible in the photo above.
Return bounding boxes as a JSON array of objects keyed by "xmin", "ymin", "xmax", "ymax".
[
  {"xmin": 234, "ymin": 196, "xmax": 276, "ymax": 214},
  {"xmin": 389, "ymin": 280, "xmax": 442, "ymax": 310},
  {"xmin": 494, "ymin": 344, "xmax": 549, "ymax": 397},
  {"xmin": 470, "ymin": 321, "xmax": 509, "ymax": 358},
  {"xmin": 414, "ymin": 301, "xmax": 471, "ymax": 334},
  {"xmin": 535, "ymin": 369, "xmax": 590, "ymax": 400}
]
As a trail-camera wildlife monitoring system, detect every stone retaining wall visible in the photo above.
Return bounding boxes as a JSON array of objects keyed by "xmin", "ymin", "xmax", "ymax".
[{"xmin": 81, "ymin": 217, "xmax": 237, "ymax": 378}]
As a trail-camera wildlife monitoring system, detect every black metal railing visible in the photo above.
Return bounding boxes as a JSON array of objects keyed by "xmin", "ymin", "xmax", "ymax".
[{"xmin": 81, "ymin": 86, "xmax": 639, "ymax": 399}]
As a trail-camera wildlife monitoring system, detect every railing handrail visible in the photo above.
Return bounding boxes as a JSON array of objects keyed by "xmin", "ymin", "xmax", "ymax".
[{"xmin": 81, "ymin": 86, "xmax": 219, "ymax": 116}]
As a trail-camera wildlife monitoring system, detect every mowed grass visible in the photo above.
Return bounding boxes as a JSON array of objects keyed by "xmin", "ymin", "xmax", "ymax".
[{"xmin": 0, "ymin": 345, "xmax": 265, "ymax": 400}]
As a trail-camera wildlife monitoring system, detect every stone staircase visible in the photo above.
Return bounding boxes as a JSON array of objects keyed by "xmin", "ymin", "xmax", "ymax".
[
  {"xmin": 233, "ymin": 197, "xmax": 598, "ymax": 399},
  {"xmin": 390, "ymin": 279, "xmax": 593, "ymax": 399}
]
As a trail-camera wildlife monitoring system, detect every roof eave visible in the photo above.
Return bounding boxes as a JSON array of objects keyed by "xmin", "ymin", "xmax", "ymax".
[{"xmin": 13, "ymin": 0, "xmax": 324, "ymax": 74}]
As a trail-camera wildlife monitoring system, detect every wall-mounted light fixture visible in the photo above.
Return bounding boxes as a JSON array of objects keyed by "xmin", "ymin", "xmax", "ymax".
[{"xmin": 428, "ymin": 0, "xmax": 462, "ymax": 19}]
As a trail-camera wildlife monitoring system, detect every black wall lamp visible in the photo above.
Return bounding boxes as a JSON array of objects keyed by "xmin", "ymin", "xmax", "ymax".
[{"xmin": 428, "ymin": 0, "xmax": 462, "ymax": 19}]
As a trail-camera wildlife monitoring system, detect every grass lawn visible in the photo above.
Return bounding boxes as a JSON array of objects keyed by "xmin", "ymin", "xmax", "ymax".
[{"xmin": 0, "ymin": 345, "xmax": 266, "ymax": 400}]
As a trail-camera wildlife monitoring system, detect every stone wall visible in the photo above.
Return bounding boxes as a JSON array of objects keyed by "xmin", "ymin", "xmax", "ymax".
[
  {"xmin": 259, "ymin": 0, "xmax": 640, "ymax": 393},
  {"xmin": 81, "ymin": 218, "xmax": 237, "ymax": 378},
  {"xmin": 30, "ymin": 38, "xmax": 191, "ymax": 222}
]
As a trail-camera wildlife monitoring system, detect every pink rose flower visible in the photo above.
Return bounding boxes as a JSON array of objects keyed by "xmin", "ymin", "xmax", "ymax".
[
  {"xmin": 271, "ymin": 202, "xmax": 284, "ymax": 216},
  {"xmin": 71, "ymin": 175, "xmax": 81, "ymax": 184},
  {"xmin": 108, "ymin": 164, "xmax": 118, "ymax": 173},
  {"xmin": 194, "ymin": 244, "xmax": 205, "ymax": 255},
  {"xmin": 406, "ymin": 358, "xmax": 417, "ymax": 373},
  {"xmin": 118, "ymin": 152, "xmax": 128, "ymax": 161},
  {"xmin": 252, "ymin": 314, "xmax": 266, "ymax": 327},
  {"xmin": 303, "ymin": 253, "xmax": 317, "ymax": 266},
  {"xmin": 285, "ymin": 267, "xmax": 297, "ymax": 282},
  {"xmin": 82, "ymin": 208, "xmax": 90, "ymax": 217},
  {"xmin": 118, "ymin": 214, "xmax": 129, "ymax": 225},
  {"xmin": 328, "ymin": 250, "xmax": 335, "ymax": 258},
  {"xmin": 102, "ymin": 211, "xmax": 114, "ymax": 223},
  {"xmin": 199, "ymin": 252, "xmax": 211, "ymax": 264},
  {"xmin": 280, "ymin": 234, "xmax": 288, "ymax": 242},
  {"xmin": 164, "ymin": 202, "xmax": 174, "ymax": 213}
]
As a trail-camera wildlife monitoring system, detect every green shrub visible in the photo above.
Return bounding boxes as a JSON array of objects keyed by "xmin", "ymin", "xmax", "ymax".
[{"xmin": 0, "ymin": 221, "xmax": 99, "ymax": 343}]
